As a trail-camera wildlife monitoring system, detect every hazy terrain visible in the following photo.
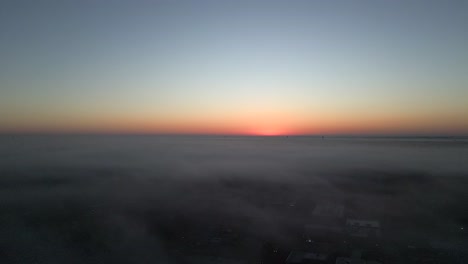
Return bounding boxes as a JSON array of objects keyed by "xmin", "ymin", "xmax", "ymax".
[{"xmin": 1, "ymin": 135, "xmax": 467, "ymax": 263}]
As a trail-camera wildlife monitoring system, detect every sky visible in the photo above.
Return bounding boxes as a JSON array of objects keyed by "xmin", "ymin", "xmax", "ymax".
[{"xmin": 1, "ymin": 0, "xmax": 467, "ymax": 135}]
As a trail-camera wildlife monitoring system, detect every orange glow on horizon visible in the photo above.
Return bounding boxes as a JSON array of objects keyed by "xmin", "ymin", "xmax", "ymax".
[{"xmin": 1, "ymin": 109, "xmax": 468, "ymax": 135}]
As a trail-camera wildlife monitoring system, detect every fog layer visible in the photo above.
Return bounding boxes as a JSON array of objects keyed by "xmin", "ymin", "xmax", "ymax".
[{"xmin": 1, "ymin": 136, "xmax": 467, "ymax": 263}]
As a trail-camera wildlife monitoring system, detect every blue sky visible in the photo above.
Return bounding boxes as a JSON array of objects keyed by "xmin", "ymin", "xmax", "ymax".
[{"xmin": 1, "ymin": 0, "xmax": 467, "ymax": 134}]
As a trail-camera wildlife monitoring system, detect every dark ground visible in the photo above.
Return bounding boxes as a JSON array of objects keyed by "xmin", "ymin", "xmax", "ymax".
[{"xmin": 0, "ymin": 135, "xmax": 467, "ymax": 263}]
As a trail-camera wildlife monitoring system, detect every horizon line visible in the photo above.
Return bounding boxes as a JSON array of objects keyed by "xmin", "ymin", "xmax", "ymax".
[{"xmin": 1, "ymin": 132, "xmax": 467, "ymax": 138}]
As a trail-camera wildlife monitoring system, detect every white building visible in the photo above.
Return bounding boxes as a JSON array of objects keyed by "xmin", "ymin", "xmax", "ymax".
[{"xmin": 345, "ymin": 219, "xmax": 381, "ymax": 238}]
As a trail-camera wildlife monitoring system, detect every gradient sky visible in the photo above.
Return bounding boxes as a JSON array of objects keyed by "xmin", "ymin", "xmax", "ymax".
[{"xmin": 1, "ymin": 0, "xmax": 467, "ymax": 135}]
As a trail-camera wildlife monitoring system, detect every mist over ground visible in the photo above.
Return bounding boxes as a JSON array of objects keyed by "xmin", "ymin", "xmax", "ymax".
[{"xmin": 1, "ymin": 135, "xmax": 467, "ymax": 263}]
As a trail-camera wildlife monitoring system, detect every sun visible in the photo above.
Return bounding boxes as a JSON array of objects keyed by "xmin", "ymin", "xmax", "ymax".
[{"xmin": 251, "ymin": 128, "xmax": 285, "ymax": 136}]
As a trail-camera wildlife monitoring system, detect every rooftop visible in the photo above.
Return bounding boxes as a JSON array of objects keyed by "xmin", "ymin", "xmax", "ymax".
[{"xmin": 286, "ymin": 251, "xmax": 329, "ymax": 264}]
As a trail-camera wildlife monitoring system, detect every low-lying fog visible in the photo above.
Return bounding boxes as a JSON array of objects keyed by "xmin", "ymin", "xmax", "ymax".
[{"xmin": 1, "ymin": 135, "xmax": 467, "ymax": 263}]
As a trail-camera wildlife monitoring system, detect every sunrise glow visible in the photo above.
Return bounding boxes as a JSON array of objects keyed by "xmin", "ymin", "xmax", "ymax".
[{"xmin": 1, "ymin": 1, "xmax": 467, "ymax": 136}]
